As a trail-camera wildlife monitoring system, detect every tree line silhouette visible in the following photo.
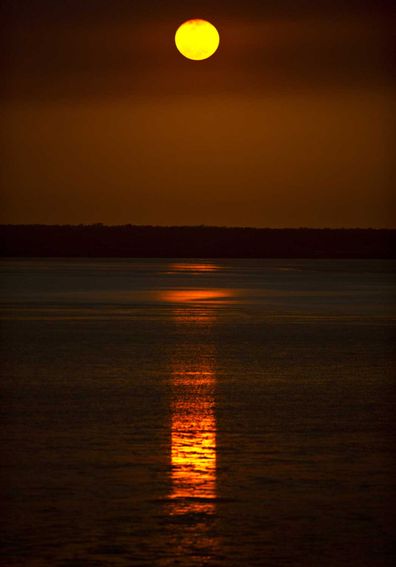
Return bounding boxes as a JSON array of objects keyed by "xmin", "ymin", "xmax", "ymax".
[{"xmin": 0, "ymin": 224, "xmax": 394, "ymax": 258}]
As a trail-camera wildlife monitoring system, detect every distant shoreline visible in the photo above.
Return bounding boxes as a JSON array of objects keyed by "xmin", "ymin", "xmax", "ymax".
[{"xmin": 1, "ymin": 225, "xmax": 395, "ymax": 259}]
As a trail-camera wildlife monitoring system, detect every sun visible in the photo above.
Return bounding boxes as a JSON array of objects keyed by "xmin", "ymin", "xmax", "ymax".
[{"xmin": 175, "ymin": 19, "xmax": 220, "ymax": 61}]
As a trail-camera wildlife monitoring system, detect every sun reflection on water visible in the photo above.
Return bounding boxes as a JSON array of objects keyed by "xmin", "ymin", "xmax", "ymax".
[
  {"xmin": 170, "ymin": 363, "xmax": 216, "ymax": 515},
  {"xmin": 168, "ymin": 263, "xmax": 221, "ymax": 273},
  {"xmin": 164, "ymin": 272, "xmax": 219, "ymax": 517},
  {"xmin": 160, "ymin": 289, "xmax": 233, "ymax": 304},
  {"xmin": 158, "ymin": 284, "xmax": 236, "ymax": 325}
]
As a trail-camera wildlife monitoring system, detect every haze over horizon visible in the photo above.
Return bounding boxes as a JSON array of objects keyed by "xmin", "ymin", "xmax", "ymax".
[{"xmin": 1, "ymin": 0, "xmax": 394, "ymax": 228}]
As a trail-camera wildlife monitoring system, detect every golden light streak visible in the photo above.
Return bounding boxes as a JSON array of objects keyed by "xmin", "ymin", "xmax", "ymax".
[
  {"xmin": 158, "ymin": 289, "xmax": 233, "ymax": 304},
  {"xmin": 169, "ymin": 263, "xmax": 221, "ymax": 273},
  {"xmin": 170, "ymin": 362, "xmax": 217, "ymax": 515}
]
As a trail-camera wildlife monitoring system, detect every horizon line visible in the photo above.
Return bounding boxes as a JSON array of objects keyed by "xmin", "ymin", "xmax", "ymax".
[{"xmin": 1, "ymin": 223, "xmax": 395, "ymax": 231}]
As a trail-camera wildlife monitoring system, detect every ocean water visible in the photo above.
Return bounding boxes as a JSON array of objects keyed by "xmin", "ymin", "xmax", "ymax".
[{"xmin": 0, "ymin": 259, "xmax": 395, "ymax": 566}]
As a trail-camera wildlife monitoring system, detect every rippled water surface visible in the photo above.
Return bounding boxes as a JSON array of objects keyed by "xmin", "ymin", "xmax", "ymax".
[{"xmin": 1, "ymin": 259, "xmax": 395, "ymax": 566}]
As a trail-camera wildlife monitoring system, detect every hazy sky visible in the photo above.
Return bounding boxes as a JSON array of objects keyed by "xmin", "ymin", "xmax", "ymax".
[{"xmin": 1, "ymin": 0, "xmax": 394, "ymax": 227}]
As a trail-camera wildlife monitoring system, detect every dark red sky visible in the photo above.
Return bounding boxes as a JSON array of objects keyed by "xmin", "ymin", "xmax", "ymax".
[{"xmin": 1, "ymin": 0, "xmax": 394, "ymax": 227}]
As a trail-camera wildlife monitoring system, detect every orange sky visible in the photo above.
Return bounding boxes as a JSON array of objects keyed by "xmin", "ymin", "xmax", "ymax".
[{"xmin": 1, "ymin": 1, "xmax": 394, "ymax": 227}]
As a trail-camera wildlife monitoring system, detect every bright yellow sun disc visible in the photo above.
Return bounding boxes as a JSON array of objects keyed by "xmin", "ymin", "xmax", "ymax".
[{"xmin": 175, "ymin": 19, "xmax": 220, "ymax": 61}]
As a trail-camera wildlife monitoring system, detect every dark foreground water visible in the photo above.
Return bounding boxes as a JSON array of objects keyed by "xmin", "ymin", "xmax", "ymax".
[{"xmin": 1, "ymin": 259, "xmax": 395, "ymax": 566}]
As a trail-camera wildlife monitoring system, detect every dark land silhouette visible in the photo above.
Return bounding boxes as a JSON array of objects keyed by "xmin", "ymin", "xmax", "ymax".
[{"xmin": 0, "ymin": 225, "xmax": 395, "ymax": 258}]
